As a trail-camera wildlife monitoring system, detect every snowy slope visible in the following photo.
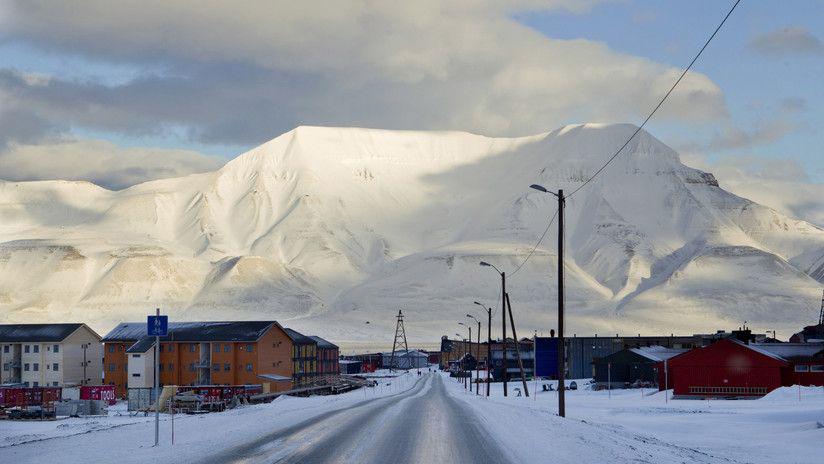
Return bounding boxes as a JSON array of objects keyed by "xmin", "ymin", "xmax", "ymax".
[{"xmin": 1, "ymin": 124, "xmax": 822, "ymax": 342}]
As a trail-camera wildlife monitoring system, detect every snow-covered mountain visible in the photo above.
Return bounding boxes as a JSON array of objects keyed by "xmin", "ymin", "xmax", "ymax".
[{"xmin": 1, "ymin": 124, "xmax": 823, "ymax": 344}]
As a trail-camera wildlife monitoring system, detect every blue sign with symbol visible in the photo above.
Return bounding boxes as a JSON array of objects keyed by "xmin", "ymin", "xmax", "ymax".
[{"xmin": 147, "ymin": 315, "xmax": 168, "ymax": 337}]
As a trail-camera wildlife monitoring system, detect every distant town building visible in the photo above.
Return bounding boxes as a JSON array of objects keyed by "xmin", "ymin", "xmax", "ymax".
[
  {"xmin": 664, "ymin": 338, "xmax": 824, "ymax": 398},
  {"xmin": 0, "ymin": 323, "xmax": 102, "ymax": 387},
  {"xmin": 310, "ymin": 336, "xmax": 339, "ymax": 376},
  {"xmin": 593, "ymin": 346, "xmax": 687, "ymax": 389},
  {"xmin": 382, "ymin": 349, "xmax": 428, "ymax": 370},
  {"xmin": 103, "ymin": 321, "xmax": 328, "ymax": 396}
]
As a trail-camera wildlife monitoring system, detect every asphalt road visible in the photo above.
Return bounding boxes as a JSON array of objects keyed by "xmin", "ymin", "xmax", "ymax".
[{"xmin": 205, "ymin": 373, "xmax": 511, "ymax": 464}]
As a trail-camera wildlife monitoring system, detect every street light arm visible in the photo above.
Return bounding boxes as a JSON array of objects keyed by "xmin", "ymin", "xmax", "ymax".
[
  {"xmin": 530, "ymin": 184, "xmax": 559, "ymax": 198},
  {"xmin": 478, "ymin": 261, "xmax": 502, "ymax": 275}
]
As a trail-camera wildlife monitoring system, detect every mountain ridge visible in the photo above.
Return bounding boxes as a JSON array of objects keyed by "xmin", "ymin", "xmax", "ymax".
[{"xmin": 1, "ymin": 123, "xmax": 822, "ymax": 343}]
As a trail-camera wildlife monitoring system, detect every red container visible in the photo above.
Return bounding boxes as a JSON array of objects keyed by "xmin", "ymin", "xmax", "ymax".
[
  {"xmin": 0, "ymin": 387, "xmax": 62, "ymax": 407},
  {"xmin": 80, "ymin": 385, "xmax": 117, "ymax": 405}
]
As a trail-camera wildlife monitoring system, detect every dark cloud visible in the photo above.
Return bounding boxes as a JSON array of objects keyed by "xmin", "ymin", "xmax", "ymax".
[{"xmin": 749, "ymin": 27, "xmax": 824, "ymax": 56}]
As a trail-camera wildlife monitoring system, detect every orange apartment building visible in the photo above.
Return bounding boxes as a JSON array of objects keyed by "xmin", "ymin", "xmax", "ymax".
[{"xmin": 102, "ymin": 321, "xmax": 311, "ymax": 397}]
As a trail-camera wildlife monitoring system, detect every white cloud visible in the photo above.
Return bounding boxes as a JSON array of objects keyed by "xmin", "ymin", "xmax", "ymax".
[
  {"xmin": 0, "ymin": 138, "xmax": 225, "ymax": 189},
  {"xmin": 682, "ymin": 153, "xmax": 824, "ymax": 227},
  {"xmin": 1, "ymin": 0, "xmax": 727, "ymax": 140}
]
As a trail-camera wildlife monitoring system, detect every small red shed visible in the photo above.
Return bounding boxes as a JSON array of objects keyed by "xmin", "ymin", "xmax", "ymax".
[{"xmin": 664, "ymin": 338, "xmax": 787, "ymax": 398}]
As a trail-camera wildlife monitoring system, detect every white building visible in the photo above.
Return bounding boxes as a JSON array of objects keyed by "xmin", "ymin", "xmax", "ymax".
[
  {"xmin": 0, "ymin": 324, "xmax": 102, "ymax": 387},
  {"xmin": 382, "ymin": 350, "xmax": 428, "ymax": 370}
]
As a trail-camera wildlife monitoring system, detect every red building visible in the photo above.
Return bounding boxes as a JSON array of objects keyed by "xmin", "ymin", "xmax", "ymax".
[{"xmin": 662, "ymin": 339, "xmax": 824, "ymax": 398}]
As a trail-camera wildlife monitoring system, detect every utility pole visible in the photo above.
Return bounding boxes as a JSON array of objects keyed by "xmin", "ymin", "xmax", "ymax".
[
  {"xmin": 476, "ymin": 318, "xmax": 481, "ymax": 395},
  {"xmin": 529, "ymin": 184, "xmax": 565, "ymax": 417},
  {"xmin": 479, "ymin": 262, "xmax": 508, "ymax": 396},
  {"xmin": 154, "ymin": 308, "xmax": 160, "ymax": 446},
  {"xmin": 557, "ymin": 189, "xmax": 566, "ymax": 417},
  {"xmin": 505, "ymin": 293, "xmax": 529, "ymax": 396},
  {"xmin": 486, "ymin": 307, "xmax": 491, "ymax": 397},
  {"xmin": 502, "ymin": 271, "xmax": 508, "ymax": 396}
]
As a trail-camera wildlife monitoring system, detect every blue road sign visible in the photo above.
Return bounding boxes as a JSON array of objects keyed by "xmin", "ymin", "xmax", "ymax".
[
  {"xmin": 147, "ymin": 315, "xmax": 168, "ymax": 337},
  {"xmin": 534, "ymin": 337, "xmax": 559, "ymax": 378}
]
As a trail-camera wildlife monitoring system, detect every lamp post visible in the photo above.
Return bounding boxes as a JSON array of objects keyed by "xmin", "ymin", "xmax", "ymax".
[
  {"xmin": 459, "ymin": 322, "xmax": 471, "ymax": 390},
  {"xmin": 479, "ymin": 261, "xmax": 508, "ymax": 397},
  {"xmin": 529, "ymin": 184, "xmax": 566, "ymax": 417},
  {"xmin": 474, "ymin": 301, "xmax": 492, "ymax": 397},
  {"xmin": 467, "ymin": 314, "xmax": 481, "ymax": 395},
  {"xmin": 455, "ymin": 333, "xmax": 465, "ymax": 386}
]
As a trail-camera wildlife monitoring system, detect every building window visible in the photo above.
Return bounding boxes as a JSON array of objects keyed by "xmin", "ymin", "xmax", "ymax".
[
  {"xmin": 159, "ymin": 345, "xmax": 164, "ymax": 353},
  {"xmin": 224, "ymin": 344, "xmax": 231, "ymax": 352},
  {"xmin": 168, "ymin": 344, "xmax": 174, "ymax": 352},
  {"xmin": 108, "ymin": 345, "xmax": 115, "ymax": 353},
  {"xmin": 246, "ymin": 344, "xmax": 254, "ymax": 352},
  {"xmin": 795, "ymin": 365, "xmax": 810, "ymax": 372},
  {"xmin": 168, "ymin": 363, "xmax": 174, "ymax": 371},
  {"xmin": 811, "ymin": 365, "xmax": 824, "ymax": 372},
  {"xmin": 224, "ymin": 363, "xmax": 231, "ymax": 371},
  {"xmin": 132, "ymin": 373, "xmax": 141, "ymax": 377},
  {"xmin": 33, "ymin": 345, "xmax": 39, "ymax": 353},
  {"xmin": 132, "ymin": 354, "xmax": 140, "ymax": 358},
  {"xmin": 2, "ymin": 345, "xmax": 8, "ymax": 353},
  {"xmin": 214, "ymin": 344, "xmax": 220, "ymax": 353},
  {"xmin": 118, "ymin": 345, "xmax": 124, "ymax": 351},
  {"xmin": 2, "ymin": 363, "xmax": 7, "ymax": 371},
  {"xmin": 24, "ymin": 345, "xmax": 30, "ymax": 353},
  {"xmin": 33, "ymin": 363, "xmax": 39, "ymax": 371},
  {"xmin": 212, "ymin": 363, "xmax": 220, "ymax": 371},
  {"xmin": 53, "ymin": 344, "xmax": 59, "ymax": 353},
  {"xmin": 53, "ymin": 363, "xmax": 59, "ymax": 371},
  {"xmin": 246, "ymin": 363, "xmax": 253, "ymax": 372},
  {"xmin": 108, "ymin": 363, "xmax": 116, "ymax": 372},
  {"xmin": 33, "ymin": 382, "xmax": 39, "ymax": 387},
  {"xmin": 52, "ymin": 382, "xmax": 59, "ymax": 387},
  {"xmin": 190, "ymin": 344, "xmax": 197, "ymax": 352}
]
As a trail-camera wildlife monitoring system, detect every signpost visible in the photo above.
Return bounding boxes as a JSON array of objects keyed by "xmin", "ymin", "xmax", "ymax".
[{"xmin": 147, "ymin": 309, "xmax": 168, "ymax": 447}]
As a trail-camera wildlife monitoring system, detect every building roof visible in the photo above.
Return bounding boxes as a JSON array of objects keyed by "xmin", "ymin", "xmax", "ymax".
[
  {"xmin": 309, "ymin": 335, "xmax": 338, "ymax": 349},
  {"xmin": 103, "ymin": 321, "xmax": 277, "ymax": 342},
  {"xmin": 749, "ymin": 342, "xmax": 824, "ymax": 360},
  {"xmin": 0, "ymin": 323, "xmax": 88, "ymax": 342},
  {"xmin": 283, "ymin": 328, "xmax": 315, "ymax": 345},
  {"xmin": 629, "ymin": 346, "xmax": 689, "ymax": 362},
  {"xmin": 258, "ymin": 373, "xmax": 292, "ymax": 382},
  {"xmin": 382, "ymin": 349, "xmax": 427, "ymax": 358}
]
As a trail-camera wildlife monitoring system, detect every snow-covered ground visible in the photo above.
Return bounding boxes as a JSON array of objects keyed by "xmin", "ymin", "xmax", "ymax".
[
  {"xmin": 446, "ymin": 375, "xmax": 824, "ymax": 464},
  {"xmin": 2, "ymin": 371, "xmax": 821, "ymax": 463}
]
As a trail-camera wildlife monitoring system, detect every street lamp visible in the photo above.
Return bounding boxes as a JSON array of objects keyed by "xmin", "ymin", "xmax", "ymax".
[
  {"xmin": 459, "ymin": 322, "xmax": 471, "ymax": 390},
  {"xmin": 530, "ymin": 183, "xmax": 566, "ymax": 417},
  {"xmin": 479, "ymin": 261, "xmax": 509, "ymax": 397},
  {"xmin": 466, "ymin": 314, "xmax": 481, "ymax": 395},
  {"xmin": 454, "ymin": 333, "xmax": 463, "ymax": 384},
  {"xmin": 474, "ymin": 301, "xmax": 493, "ymax": 397}
]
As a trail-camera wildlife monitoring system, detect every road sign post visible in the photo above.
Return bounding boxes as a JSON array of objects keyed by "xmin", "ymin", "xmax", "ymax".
[{"xmin": 147, "ymin": 309, "xmax": 168, "ymax": 447}]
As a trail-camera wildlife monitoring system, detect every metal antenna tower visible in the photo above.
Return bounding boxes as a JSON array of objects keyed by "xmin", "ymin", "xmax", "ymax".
[
  {"xmin": 388, "ymin": 309, "xmax": 409, "ymax": 371},
  {"xmin": 819, "ymin": 289, "xmax": 824, "ymax": 326}
]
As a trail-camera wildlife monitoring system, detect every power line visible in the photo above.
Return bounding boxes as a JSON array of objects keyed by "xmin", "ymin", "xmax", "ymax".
[
  {"xmin": 567, "ymin": 0, "xmax": 742, "ymax": 199},
  {"xmin": 509, "ymin": 207, "xmax": 558, "ymax": 277}
]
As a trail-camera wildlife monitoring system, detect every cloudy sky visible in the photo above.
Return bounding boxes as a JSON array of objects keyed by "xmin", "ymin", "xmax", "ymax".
[{"xmin": 0, "ymin": 1, "xmax": 821, "ymax": 222}]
